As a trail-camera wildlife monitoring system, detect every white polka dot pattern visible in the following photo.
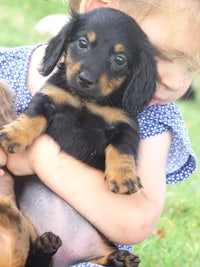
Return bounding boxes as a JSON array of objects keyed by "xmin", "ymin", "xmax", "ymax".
[{"xmin": 0, "ymin": 45, "xmax": 42, "ymax": 114}]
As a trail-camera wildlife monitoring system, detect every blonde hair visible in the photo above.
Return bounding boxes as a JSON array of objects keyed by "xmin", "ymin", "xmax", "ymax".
[
  {"xmin": 68, "ymin": 0, "xmax": 200, "ymax": 16},
  {"xmin": 67, "ymin": 0, "xmax": 200, "ymax": 29},
  {"xmin": 68, "ymin": 0, "xmax": 80, "ymax": 10},
  {"xmin": 67, "ymin": 0, "xmax": 200, "ymax": 70}
]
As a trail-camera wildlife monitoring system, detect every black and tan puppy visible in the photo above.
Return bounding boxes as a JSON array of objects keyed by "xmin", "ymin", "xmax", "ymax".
[
  {"xmin": 0, "ymin": 7, "xmax": 159, "ymax": 266},
  {"xmin": 0, "ymin": 7, "xmax": 158, "ymax": 194},
  {"xmin": 0, "ymin": 81, "xmax": 61, "ymax": 267}
]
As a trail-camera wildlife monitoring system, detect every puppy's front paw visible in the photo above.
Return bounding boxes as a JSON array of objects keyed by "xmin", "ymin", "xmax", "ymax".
[
  {"xmin": 0, "ymin": 114, "xmax": 47, "ymax": 153},
  {"xmin": 107, "ymin": 250, "xmax": 140, "ymax": 267},
  {"xmin": 0, "ymin": 124, "xmax": 26, "ymax": 153},
  {"xmin": 105, "ymin": 145, "xmax": 143, "ymax": 194},
  {"xmin": 105, "ymin": 162, "xmax": 143, "ymax": 194}
]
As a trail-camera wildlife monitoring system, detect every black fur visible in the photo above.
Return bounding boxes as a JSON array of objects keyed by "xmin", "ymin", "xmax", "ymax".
[
  {"xmin": 0, "ymin": 8, "xmax": 159, "ymax": 266},
  {"xmin": 0, "ymin": 7, "xmax": 159, "ymax": 194},
  {"xmin": 41, "ymin": 8, "xmax": 158, "ymax": 114},
  {"xmin": 23, "ymin": 7, "xmax": 158, "ymax": 169}
]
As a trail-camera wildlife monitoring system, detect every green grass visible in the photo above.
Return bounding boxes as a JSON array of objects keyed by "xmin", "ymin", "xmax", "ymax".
[
  {"xmin": 0, "ymin": 0, "xmax": 68, "ymax": 46},
  {"xmin": 1, "ymin": 1, "xmax": 200, "ymax": 266}
]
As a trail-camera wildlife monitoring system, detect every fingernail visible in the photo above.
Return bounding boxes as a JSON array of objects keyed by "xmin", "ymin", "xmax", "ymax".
[{"xmin": 0, "ymin": 169, "xmax": 5, "ymax": 176}]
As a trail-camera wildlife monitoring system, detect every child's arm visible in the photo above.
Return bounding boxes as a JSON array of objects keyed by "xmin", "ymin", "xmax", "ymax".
[{"xmin": 4, "ymin": 131, "xmax": 171, "ymax": 245}]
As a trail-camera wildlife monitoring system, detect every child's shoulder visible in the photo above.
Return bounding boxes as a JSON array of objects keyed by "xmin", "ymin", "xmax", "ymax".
[
  {"xmin": 0, "ymin": 44, "xmax": 45, "ymax": 115},
  {"xmin": 0, "ymin": 45, "xmax": 42, "ymax": 80},
  {"xmin": 138, "ymin": 103, "xmax": 196, "ymax": 184},
  {"xmin": 138, "ymin": 103, "xmax": 184, "ymax": 139},
  {"xmin": 0, "ymin": 45, "xmax": 36, "ymax": 65}
]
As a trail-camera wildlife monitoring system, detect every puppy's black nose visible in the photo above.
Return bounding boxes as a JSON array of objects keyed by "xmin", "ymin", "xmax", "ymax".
[{"xmin": 79, "ymin": 71, "xmax": 95, "ymax": 88}]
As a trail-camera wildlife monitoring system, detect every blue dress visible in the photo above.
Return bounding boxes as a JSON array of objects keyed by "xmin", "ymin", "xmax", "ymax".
[{"xmin": 0, "ymin": 45, "xmax": 197, "ymax": 266}]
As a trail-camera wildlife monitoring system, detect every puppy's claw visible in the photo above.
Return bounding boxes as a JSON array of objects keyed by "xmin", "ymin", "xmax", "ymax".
[
  {"xmin": 0, "ymin": 131, "xmax": 10, "ymax": 142},
  {"xmin": 123, "ymin": 176, "xmax": 143, "ymax": 194},
  {"xmin": 109, "ymin": 176, "xmax": 143, "ymax": 195},
  {"xmin": 110, "ymin": 180, "xmax": 119, "ymax": 193},
  {"xmin": 8, "ymin": 142, "xmax": 20, "ymax": 153}
]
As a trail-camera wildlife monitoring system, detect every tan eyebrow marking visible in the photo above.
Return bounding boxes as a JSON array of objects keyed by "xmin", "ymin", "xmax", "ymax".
[
  {"xmin": 87, "ymin": 31, "xmax": 96, "ymax": 43},
  {"xmin": 114, "ymin": 44, "xmax": 125, "ymax": 53}
]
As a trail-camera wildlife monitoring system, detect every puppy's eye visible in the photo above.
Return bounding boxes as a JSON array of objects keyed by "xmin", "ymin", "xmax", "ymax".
[
  {"xmin": 78, "ymin": 38, "xmax": 88, "ymax": 49},
  {"xmin": 115, "ymin": 55, "xmax": 127, "ymax": 66},
  {"xmin": 111, "ymin": 54, "xmax": 128, "ymax": 72}
]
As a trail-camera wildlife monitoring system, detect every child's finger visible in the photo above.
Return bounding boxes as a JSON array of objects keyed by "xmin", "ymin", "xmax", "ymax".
[{"xmin": 0, "ymin": 169, "xmax": 5, "ymax": 176}]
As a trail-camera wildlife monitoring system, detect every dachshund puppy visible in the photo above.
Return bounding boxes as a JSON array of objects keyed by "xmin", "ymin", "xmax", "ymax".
[
  {"xmin": 0, "ymin": 7, "xmax": 158, "ymax": 193},
  {"xmin": 0, "ymin": 7, "xmax": 159, "ymax": 266},
  {"xmin": 0, "ymin": 81, "xmax": 61, "ymax": 267}
]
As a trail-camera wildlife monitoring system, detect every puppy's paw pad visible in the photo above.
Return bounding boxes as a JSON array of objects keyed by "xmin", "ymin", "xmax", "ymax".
[
  {"xmin": 107, "ymin": 250, "xmax": 140, "ymax": 267},
  {"xmin": 0, "ymin": 128, "xmax": 22, "ymax": 153},
  {"xmin": 123, "ymin": 176, "xmax": 143, "ymax": 194},
  {"xmin": 106, "ymin": 173, "xmax": 143, "ymax": 194},
  {"xmin": 35, "ymin": 232, "xmax": 62, "ymax": 255}
]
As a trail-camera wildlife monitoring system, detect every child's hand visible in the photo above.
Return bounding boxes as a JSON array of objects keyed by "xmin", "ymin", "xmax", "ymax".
[
  {"xmin": 0, "ymin": 144, "xmax": 35, "ymax": 177},
  {"xmin": 6, "ymin": 149, "xmax": 34, "ymax": 176},
  {"xmin": 0, "ymin": 148, "xmax": 7, "ymax": 176}
]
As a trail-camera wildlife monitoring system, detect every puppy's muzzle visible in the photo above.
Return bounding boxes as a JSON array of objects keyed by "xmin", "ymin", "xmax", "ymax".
[{"xmin": 78, "ymin": 71, "xmax": 96, "ymax": 89}]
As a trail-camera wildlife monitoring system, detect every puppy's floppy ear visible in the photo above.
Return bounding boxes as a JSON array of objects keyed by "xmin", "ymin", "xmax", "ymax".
[
  {"xmin": 40, "ymin": 10, "xmax": 80, "ymax": 76},
  {"xmin": 122, "ymin": 42, "xmax": 159, "ymax": 115}
]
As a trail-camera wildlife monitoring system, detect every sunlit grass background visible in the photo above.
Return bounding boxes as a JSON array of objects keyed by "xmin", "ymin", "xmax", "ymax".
[
  {"xmin": 0, "ymin": 0, "xmax": 67, "ymax": 46},
  {"xmin": 0, "ymin": 1, "xmax": 200, "ymax": 266}
]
